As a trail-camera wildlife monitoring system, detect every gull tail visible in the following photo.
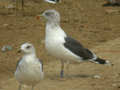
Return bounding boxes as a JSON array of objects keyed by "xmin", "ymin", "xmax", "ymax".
[{"xmin": 91, "ymin": 57, "xmax": 112, "ymax": 66}]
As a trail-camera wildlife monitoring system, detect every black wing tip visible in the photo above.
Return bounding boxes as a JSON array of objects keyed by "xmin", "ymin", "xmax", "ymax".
[{"xmin": 94, "ymin": 58, "xmax": 113, "ymax": 66}]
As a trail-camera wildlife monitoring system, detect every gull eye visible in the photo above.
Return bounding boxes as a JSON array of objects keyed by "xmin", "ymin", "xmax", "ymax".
[
  {"xmin": 45, "ymin": 12, "xmax": 51, "ymax": 16},
  {"xmin": 45, "ymin": 12, "xmax": 53, "ymax": 16},
  {"xmin": 26, "ymin": 46, "xmax": 31, "ymax": 49}
]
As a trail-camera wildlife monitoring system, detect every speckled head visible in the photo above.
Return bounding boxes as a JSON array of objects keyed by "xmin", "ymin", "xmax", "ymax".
[
  {"xmin": 20, "ymin": 43, "xmax": 35, "ymax": 54},
  {"xmin": 42, "ymin": 9, "xmax": 60, "ymax": 23}
]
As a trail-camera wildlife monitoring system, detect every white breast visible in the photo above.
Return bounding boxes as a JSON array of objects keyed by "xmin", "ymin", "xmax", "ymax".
[
  {"xmin": 45, "ymin": 24, "xmax": 83, "ymax": 62},
  {"xmin": 15, "ymin": 56, "xmax": 44, "ymax": 86}
]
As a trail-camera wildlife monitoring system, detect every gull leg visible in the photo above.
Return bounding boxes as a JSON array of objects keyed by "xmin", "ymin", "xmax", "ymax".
[
  {"xmin": 15, "ymin": 0, "xmax": 19, "ymax": 15},
  {"xmin": 60, "ymin": 60, "xmax": 64, "ymax": 78},
  {"xmin": 18, "ymin": 84, "xmax": 22, "ymax": 90},
  {"xmin": 66, "ymin": 61, "xmax": 70, "ymax": 77},
  {"xmin": 31, "ymin": 85, "xmax": 34, "ymax": 90},
  {"xmin": 21, "ymin": 0, "xmax": 24, "ymax": 12},
  {"xmin": 21, "ymin": 0, "xmax": 24, "ymax": 15}
]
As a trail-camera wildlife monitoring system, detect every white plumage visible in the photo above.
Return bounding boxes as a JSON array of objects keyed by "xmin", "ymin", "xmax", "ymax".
[
  {"xmin": 44, "ymin": 0, "xmax": 60, "ymax": 4},
  {"xmin": 45, "ymin": 22, "xmax": 83, "ymax": 62},
  {"xmin": 41, "ymin": 9, "xmax": 111, "ymax": 78},
  {"xmin": 15, "ymin": 43, "xmax": 44, "ymax": 90}
]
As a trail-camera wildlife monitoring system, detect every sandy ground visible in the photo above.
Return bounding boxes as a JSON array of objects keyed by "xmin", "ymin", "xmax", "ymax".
[{"xmin": 0, "ymin": 0, "xmax": 120, "ymax": 90}]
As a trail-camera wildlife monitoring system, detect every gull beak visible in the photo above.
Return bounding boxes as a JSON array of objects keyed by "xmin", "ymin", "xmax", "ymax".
[
  {"xmin": 36, "ymin": 14, "xmax": 43, "ymax": 20},
  {"xmin": 17, "ymin": 50, "xmax": 22, "ymax": 53}
]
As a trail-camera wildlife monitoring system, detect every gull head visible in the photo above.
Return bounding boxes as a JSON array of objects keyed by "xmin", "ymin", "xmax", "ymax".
[
  {"xmin": 42, "ymin": 9, "xmax": 60, "ymax": 23},
  {"xmin": 19, "ymin": 43, "xmax": 35, "ymax": 54}
]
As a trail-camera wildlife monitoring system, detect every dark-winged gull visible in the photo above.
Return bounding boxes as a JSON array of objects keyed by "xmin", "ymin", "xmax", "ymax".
[
  {"xmin": 44, "ymin": 0, "xmax": 60, "ymax": 4},
  {"xmin": 107, "ymin": 0, "xmax": 120, "ymax": 5},
  {"xmin": 39, "ymin": 9, "xmax": 111, "ymax": 78}
]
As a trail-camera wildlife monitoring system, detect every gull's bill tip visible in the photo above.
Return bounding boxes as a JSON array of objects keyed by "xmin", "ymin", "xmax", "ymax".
[
  {"xmin": 36, "ymin": 15, "xmax": 42, "ymax": 20},
  {"xmin": 17, "ymin": 50, "xmax": 21, "ymax": 53}
]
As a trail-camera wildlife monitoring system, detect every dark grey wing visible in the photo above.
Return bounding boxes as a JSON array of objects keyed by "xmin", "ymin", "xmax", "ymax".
[
  {"xmin": 64, "ymin": 36, "xmax": 94, "ymax": 60},
  {"xmin": 16, "ymin": 58, "xmax": 22, "ymax": 69},
  {"xmin": 38, "ymin": 59, "xmax": 43, "ymax": 72},
  {"xmin": 15, "ymin": 58, "xmax": 23, "ymax": 72}
]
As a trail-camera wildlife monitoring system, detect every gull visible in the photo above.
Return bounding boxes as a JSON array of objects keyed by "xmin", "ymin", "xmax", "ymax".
[
  {"xmin": 15, "ymin": 43, "xmax": 44, "ymax": 90},
  {"xmin": 39, "ymin": 9, "xmax": 111, "ymax": 78},
  {"xmin": 105, "ymin": 0, "xmax": 120, "ymax": 5},
  {"xmin": 15, "ymin": 0, "xmax": 24, "ymax": 11},
  {"xmin": 44, "ymin": 0, "xmax": 60, "ymax": 4}
]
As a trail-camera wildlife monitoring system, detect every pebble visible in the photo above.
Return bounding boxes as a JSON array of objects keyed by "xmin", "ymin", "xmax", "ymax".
[
  {"xmin": 112, "ymin": 83, "xmax": 117, "ymax": 87},
  {"xmin": 1, "ymin": 45, "xmax": 13, "ymax": 52},
  {"xmin": 93, "ymin": 75, "xmax": 101, "ymax": 79},
  {"xmin": 3, "ymin": 24, "xmax": 9, "ymax": 27}
]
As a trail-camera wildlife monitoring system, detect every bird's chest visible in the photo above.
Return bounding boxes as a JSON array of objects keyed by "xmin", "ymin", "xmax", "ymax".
[
  {"xmin": 45, "ymin": 37, "xmax": 61, "ymax": 53},
  {"xmin": 19, "ymin": 57, "xmax": 39, "ymax": 73},
  {"xmin": 45, "ymin": 24, "xmax": 67, "ymax": 57},
  {"xmin": 45, "ymin": 36, "xmax": 70, "ymax": 59},
  {"xmin": 15, "ymin": 55, "xmax": 44, "ymax": 84}
]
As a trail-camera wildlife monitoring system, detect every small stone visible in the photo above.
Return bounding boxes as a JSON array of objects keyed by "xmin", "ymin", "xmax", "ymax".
[
  {"xmin": 93, "ymin": 75, "xmax": 101, "ymax": 79},
  {"xmin": 112, "ymin": 83, "xmax": 117, "ymax": 87},
  {"xmin": 3, "ymin": 24, "xmax": 9, "ymax": 27},
  {"xmin": 1, "ymin": 45, "xmax": 13, "ymax": 52}
]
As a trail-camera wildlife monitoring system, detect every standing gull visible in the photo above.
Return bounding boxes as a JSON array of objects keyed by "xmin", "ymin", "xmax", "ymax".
[
  {"xmin": 44, "ymin": 0, "xmax": 60, "ymax": 4},
  {"xmin": 39, "ymin": 9, "xmax": 111, "ymax": 78},
  {"xmin": 106, "ymin": 0, "xmax": 120, "ymax": 5},
  {"xmin": 15, "ymin": 43, "xmax": 44, "ymax": 90},
  {"xmin": 15, "ymin": 0, "xmax": 24, "ymax": 14}
]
